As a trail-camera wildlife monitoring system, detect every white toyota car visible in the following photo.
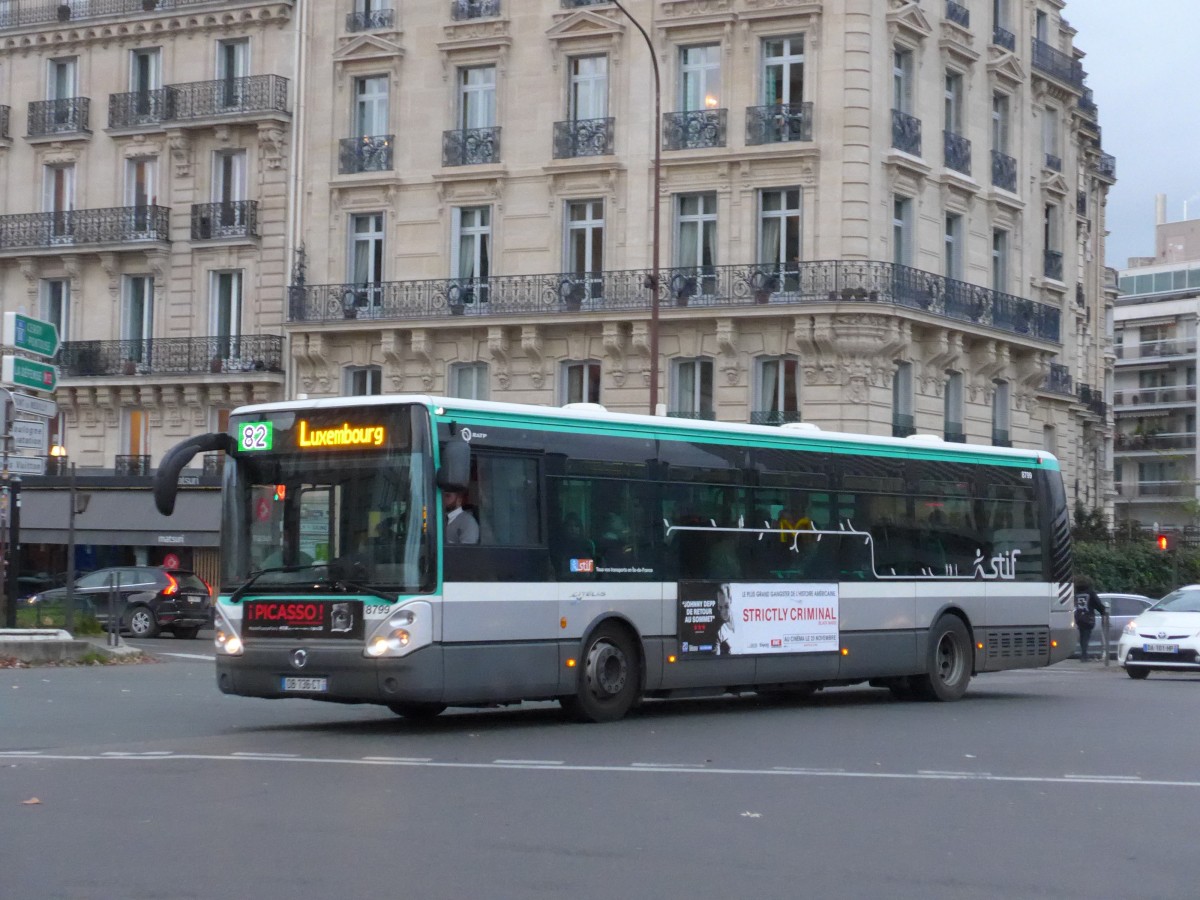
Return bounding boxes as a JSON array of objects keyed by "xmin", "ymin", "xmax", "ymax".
[{"xmin": 1118, "ymin": 585, "xmax": 1200, "ymax": 679}]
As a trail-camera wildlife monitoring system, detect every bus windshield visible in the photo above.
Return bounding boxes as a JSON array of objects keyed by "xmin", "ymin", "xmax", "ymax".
[{"xmin": 220, "ymin": 404, "xmax": 434, "ymax": 595}]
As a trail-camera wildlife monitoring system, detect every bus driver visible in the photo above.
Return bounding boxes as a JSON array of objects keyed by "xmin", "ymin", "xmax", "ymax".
[{"xmin": 443, "ymin": 490, "xmax": 480, "ymax": 544}]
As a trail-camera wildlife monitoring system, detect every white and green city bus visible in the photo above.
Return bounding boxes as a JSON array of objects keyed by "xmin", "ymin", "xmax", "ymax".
[{"xmin": 154, "ymin": 396, "xmax": 1075, "ymax": 722}]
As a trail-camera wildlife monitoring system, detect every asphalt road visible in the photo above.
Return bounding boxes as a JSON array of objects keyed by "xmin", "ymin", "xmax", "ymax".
[{"xmin": 2, "ymin": 645, "xmax": 1199, "ymax": 900}]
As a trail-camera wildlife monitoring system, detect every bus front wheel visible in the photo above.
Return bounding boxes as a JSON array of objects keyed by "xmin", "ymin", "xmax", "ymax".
[
  {"xmin": 912, "ymin": 616, "xmax": 972, "ymax": 701},
  {"xmin": 562, "ymin": 624, "xmax": 641, "ymax": 723}
]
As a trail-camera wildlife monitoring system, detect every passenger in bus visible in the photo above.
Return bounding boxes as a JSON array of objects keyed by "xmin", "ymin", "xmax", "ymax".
[
  {"xmin": 554, "ymin": 513, "xmax": 596, "ymax": 572},
  {"xmin": 597, "ymin": 512, "xmax": 635, "ymax": 566},
  {"xmin": 443, "ymin": 490, "xmax": 480, "ymax": 544}
]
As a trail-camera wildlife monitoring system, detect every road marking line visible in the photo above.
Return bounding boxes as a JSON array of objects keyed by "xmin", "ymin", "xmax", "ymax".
[
  {"xmin": 362, "ymin": 756, "xmax": 432, "ymax": 763},
  {"xmin": 773, "ymin": 767, "xmax": 846, "ymax": 774},
  {"xmin": 918, "ymin": 770, "xmax": 993, "ymax": 777},
  {"xmin": 153, "ymin": 652, "xmax": 217, "ymax": 661},
  {"xmin": 230, "ymin": 752, "xmax": 298, "ymax": 758},
  {"xmin": 0, "ymin": 751, "xmax": 44, "ymax": 756},
  {"xmin": 631, "ymin": 762, "xmax": 707, "ymax": 769},
  {"xmin": 1064, "ymin": 774, "xmax": 1142, "ymax": 781},
  {"xmin": 493, "ymin": 759, "xmax": 564, "ymax": 766}
]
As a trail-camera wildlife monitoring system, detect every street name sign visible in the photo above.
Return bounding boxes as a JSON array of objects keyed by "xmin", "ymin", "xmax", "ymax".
[
  {"xmin": 2, "ymin": 355, "xmax": 57, "ymax": 393},
  {"xmin": 10, "ymin": 391, "xmax": 58, "ymax": 418},
  {"xmin": 12, "ymin": 419, "xmax": 48, "ymax": 454},
  {"xmin": 4, "ymin": 455, "xmax": 47, "ymax": 476},
  {"xmin": 2, "ymin": 312, "xmax": 60, "ymax": 359}
]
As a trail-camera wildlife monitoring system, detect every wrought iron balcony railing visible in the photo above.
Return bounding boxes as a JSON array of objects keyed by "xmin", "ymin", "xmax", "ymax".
[
  {"xmin": 750, "ymin": 410, "xmax": 803, "ymax": 426},
  {"xmin": 0, "ymin": 105, "xmax": 9, "ymax": 140},
  {"xmin": 893, "ymin": 414, "xmax": 916, "ymax": 438},
  {"xmin": 991, "ymin": 150, "xmax": 1017, "ymax": 191},
  {"xmin": 1043, "ymin": 249, "xmax": 1063, "ymax": 281},
  {"xmin": 1115, "ymin": 432, "xmax": 1196, "ymax": 453},
  {"xmin": 1042, "ymin": 362, "xmax": 1074, "ymax": 395},
  {"xmin": 891, "ymin": 109, "xmax": 922, "ymax": 156},
  {"xmin": 746, "ymin": 102, "xmax": 813, "ymax": 145},
  {"xmin": 667, "ymin": 410, "xmax": 716, "ymax": 421},
  {"xmin": 943, "ymin": 130, "xmax": 971, "ymax": 175},
  {"xmin": 1113, "ymin": 386, "xmax": 1197, "ymax": 406},
  {"xmin": 347, "ymin": 7, "xmax": 395, "ymax": 31},
  {"xmin": 560, "ymin": 0, "xmax": 607, "ymax": 7},
  {"xmin": 1, "ymin": 0, "xmax": 219, "ymax": 30},
  {"xmin": 945, "ymin": 0, "xmax": 969, "ymax": 28},
  {"xmin": 1031, "ymin": 38, "xmax": 1086, "ymax": 91},
  {"xmin": 0, "ymin": 205, "xmax": 169, "ymax": 251},
  {"xmin": 191, "ymin": 201, "xmax": 259, "ymax": 241},
  {"xmin": 1096, "ymin": 152, "xmax": 1116, "ymax": 180},
  {"xmin": 1115, "ymin": 339, "xmax": 1196, "ymax": 361},
  {"xmin": 1126, "ymin": 481, "xmax": 1191, "ymax": 499},
  {"xmin": 992, "ymin": 27, "xmax": 1016, "ymax": 51},
  {"xmin": 115, "ymin": 455, "xmax": 152, "ymax": 477},
  {"xmin": 58, "ymin": 334, "xmax": 284, "ymax": 378},
  {"xmin": 107, "ymin": 75, "xmax": 289, "ymax": 129},
  {"xmin": 28, "ymin": 97, "xmax": 90, "ymax": 137},
  {"xmin": 663, "ymin": 108, "xmax": 726, "ymax": 151},
  {"xmin": 1077, "ymin": 383, "xmax": 1106, "ymax": 420},
  {"xmin": 1044, "ymin": 153, "xmax": 1062, "ymax": 172},
  {"xmin": 553, "ymin": 117, "xmax": 614, "ymax": 159},
  {"xmin": 451, "ymin": 0, "xmax": 500, "ymax": 19},
  {"xmin": 443, "ymin": 126, "xmax": 500, "ymax": 166},
  {"xmin": 339, "ymin": 134, "xmax": 394, "ymax": 174},
  {"xmin": 1079, "ymin": 89, "xmax": 1098, "ymax": 118},
  {"xmin": 288, "ymin": 259, "xmax": 1062, "ymax": 342}
]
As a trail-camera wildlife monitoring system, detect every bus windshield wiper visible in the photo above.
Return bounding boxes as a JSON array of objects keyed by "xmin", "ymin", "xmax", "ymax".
[
  {"xmin": 231, "ymin": 564, "xmax": 331, "ymax": 602},
  {"xmin": 323, "ymin": 560, "xmax": 396, "ymax": 604}
]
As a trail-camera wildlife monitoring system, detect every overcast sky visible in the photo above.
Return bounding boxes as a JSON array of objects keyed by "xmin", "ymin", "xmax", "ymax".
[{"xmin": 1064, "ymin": 1, "xmax": 1200, "ymax": 269}]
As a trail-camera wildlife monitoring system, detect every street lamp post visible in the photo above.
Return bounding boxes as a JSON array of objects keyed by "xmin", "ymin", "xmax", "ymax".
[{"xmin": 611, "ymin": 0, "xmax": 662, "ymax": 415}]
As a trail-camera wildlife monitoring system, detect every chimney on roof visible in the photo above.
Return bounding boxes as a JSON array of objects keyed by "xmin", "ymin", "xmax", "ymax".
[{"xmin": 1156, "ymin": 193, "xmax": 1167, "ymax": 226}]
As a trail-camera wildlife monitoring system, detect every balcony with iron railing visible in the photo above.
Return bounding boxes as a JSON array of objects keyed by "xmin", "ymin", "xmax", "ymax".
[
  {"xmin": 1042, "ymin": 362, "xmax": 1074, "ymax": 395},
  {"xmin": 28, "ymin": 97, "xmax": 90, "ymax": 137},
  {"xmin": 1115, "ymin": 338, "xmax": 1197, "ymax": 361},
  {"xmin": 945, "ymin": 0, "xmax": 969, "ymax": 28},
  {"xmin": 338, "ymin": 134, "xmax": 394, "ymax": 174},
  {"xmin": 1114, "ymin": 432, "xmax": 1197, "ymax": 453},
  {"xmin": 1112, "ymin": 385, "xmax": 1197, "ymax": 407},
  {"xmin": 991, "ymin": 149, "xmax": 1016, "ymax": 191},
  {"xmin": 451, "ymin": 0, "xmax": 500, "ymax": 19},
  {"xmin": 1031, "ymin": 38, "xmax": 1086, "ymax": 91},
  {"xmin": 347, "ymin": 6, "xmax": 395, "ymax": 31},
  {"xmin": 1095, "ymin": 152, "xmax": 1117, "ymax": 180},
  {"xmin": 891, "ymin": 109, "xmax": 921, "ymax": 156},
  {"xmin": 668, "ymin": 410, "xmax": 717, "ymax": 422},
  {"xmin": 750, "ymin": 410, "xmax": 802, "ymax": 426},
  {"xmin": 1079, "ymin": 88, "xmax": 1098, "ymax": 118},
  {"xmin": 745, "ymin": 102, "xmax": 813, "ymax": 145},
  {"xmin": 560, "ymin": 0, "xmax": 607, "ymax": 7},
  {"xmin": 1121, "ymin": 481, "xmax": 1193, "ymax": 499},
  {"xmin": 288, "ymin": 259, "xmax": 1062, "ymax": 343},
  {"xmin": 190, "ymin": 200, "xmax": 259, "ymax": 241},
  {"xmin": 0, "ymin": 205, "xmax": 169, "ymax": 252},
  {"xmin": 553, "ymin": 117, "xmax": 614, "ymax": 159},
  {"xmin": 1, "ymin": 0, "xmax": 225, "ymax": 30},
  {"xmin": 107, "ymin": 75, "xmax": 289, "ymax": 130},
  {"xmin": 992, "ymin": 26, "xmax": 1016, "ymax": 51},
  {"xmin": 57, "ymin": 334, "xmax": 284, "ymax": 378},
  {"xmin": 1077, "ymin": 383, "xmax": 1107, "ymax": 420},
  {"xmin": 443, "ymin": 126, "xmax": 501, "ymax": 166},
  {"xmin": 1043, "ymin": 249, "xmax": 1063, "ymax": 281},
  {"xmin": 943, "ymin": 130, "xmax": 971, "ymax": 176},
  {"xmin": 115, "ymin": 455, "xmax": 152, "ymax": 478},
  {"xmin": 663, "ymin": 109, "xmax": 727, "ymax": 151}
]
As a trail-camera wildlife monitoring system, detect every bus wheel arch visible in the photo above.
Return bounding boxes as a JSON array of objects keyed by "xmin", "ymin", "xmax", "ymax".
[
  {"xmin": 561, "ymin": 617, "xmax": 644, "ymax": 723},
  {"xmin": 911, "ymin": 612, "xmax": 973, "ymax": 702}
]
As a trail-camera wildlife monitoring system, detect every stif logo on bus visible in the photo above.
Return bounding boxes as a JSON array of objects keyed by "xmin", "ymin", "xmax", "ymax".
[{"xmin": 569, "ymin": 559, "xmax": 595, "ymax": 573}]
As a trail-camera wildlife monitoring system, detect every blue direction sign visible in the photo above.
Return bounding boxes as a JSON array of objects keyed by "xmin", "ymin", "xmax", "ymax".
[{"xmin": 3, "ymin": 312, "xmax": 60, "ymax": 359}]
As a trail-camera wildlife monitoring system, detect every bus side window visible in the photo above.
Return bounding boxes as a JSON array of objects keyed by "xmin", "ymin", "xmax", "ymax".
[{"xmin": 473, "ymin": 454, "xmax": 540, "ymax": 546}]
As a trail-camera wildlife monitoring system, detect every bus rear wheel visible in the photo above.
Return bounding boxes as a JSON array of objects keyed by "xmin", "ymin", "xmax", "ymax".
[
  {"xmin": 911, "ymin": 616, "xmax": 972, "ymax": 701},
  {"xmin": 387, "ymin": 702, "xmax": 447, "ymax": 720},
  {"xmin": 561, "ymin": 624, "xmax": 641, "ymax": 723}
]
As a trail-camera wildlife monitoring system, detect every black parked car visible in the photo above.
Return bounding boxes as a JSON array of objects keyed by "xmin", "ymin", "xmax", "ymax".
[{"xmin": 32, "ymin": 567, "xmax": 212, "ymax": 639}]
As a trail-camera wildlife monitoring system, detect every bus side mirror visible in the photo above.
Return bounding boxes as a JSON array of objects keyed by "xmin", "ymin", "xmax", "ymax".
[
  {"xmin": 436, "ymin": 438, "xmax": 470, "ymax": 492},
  {"xmin": 154, "ymin": 433, "xmax": 235, "ymax": 516}
]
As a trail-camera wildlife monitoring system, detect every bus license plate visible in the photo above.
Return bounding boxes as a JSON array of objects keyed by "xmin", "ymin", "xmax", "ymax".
[
  {"xmin": 282, "ymin": 677, "xmax": 328, "ymax": 692},
  {"xmin": 1143, "ymin": 643, "xmax": 1179, "ymax": 654}
]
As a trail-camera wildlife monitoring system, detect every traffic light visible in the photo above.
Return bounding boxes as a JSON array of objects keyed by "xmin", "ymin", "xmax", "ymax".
[{"xmin": 1156, "ymin": 533, "xmax": 1173, "ymax": 552}]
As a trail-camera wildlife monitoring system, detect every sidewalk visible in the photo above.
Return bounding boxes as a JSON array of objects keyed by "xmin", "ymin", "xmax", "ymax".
[{"xmin": 0, "ymin": 629, "xmax": 144, "ymax": 665}]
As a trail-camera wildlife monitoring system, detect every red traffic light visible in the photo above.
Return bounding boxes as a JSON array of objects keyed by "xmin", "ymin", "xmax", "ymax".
[{"xmin": 1156, "ymin": 534, "xmax": 1172, "ymax": 552}]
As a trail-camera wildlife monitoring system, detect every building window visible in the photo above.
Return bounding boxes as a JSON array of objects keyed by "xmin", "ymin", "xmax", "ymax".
[
  {"xmin": 349, "ymin": 213, "xmax": 385, "ymax": 314},
  {"xmin": 755, "ymin": 356, "xmax": 800, "ymax": 424},
  {"xmin": 681, "ymin": 44, "xmax": 721, "ymax": 111},
  {"xmin": 43, "ymin": 163, "xmax": 75, "ymax": 215},
  {"xmin": 216, "ymin": 38, "xmax": 249, "ymax": 81},
  {"xmin": 449, "ymin": 362, "xmax": 489, "ymax": 399},
  {"xmin": 993, "ymin": 0, "xmax": 1011, "ymax": 32},
  {"xmin": 1042, "ymin": 106, "xmax": 1060, "ymax": 168},
  {"xmin": 893, "ymin": 361, "xmax": 914, "ymax": 436},
  {"xmin": 993, "ymin": 380, "xmax": 1011, "ymax": 446},
  {"xmin": 41, "ymin": 279, "xmax": 70, "ymax": 342},
  {"xmin": 762, "ymin": 36, "xmax": 804, "ymax": 105},
  {"xmin": 992, "ymin": 229, "xmax": 1009, "ymax": 292},
  {"xmin": 211, "ymin": 271, "xmax": 243, "ymax": 360},
  {"xmin": 125, "ymin": 409, "xmax": 150, "ymax": 459},
  {"xmin": 1043, "ymin": 203, "xmax": 1062, "ymax": 279},
  {"xmin": 125, "ymin": 157, "xmax": 157, "ymax": 233},
  {"xmin": 48, "ymin": 57, "xmax": 77, "ymax": 100},
  {"xmin": 893, "ymin": 195, "xmax": 913, "ymax": 267},
  {"xmin": 562, "ymin": 361, "xmax": 602, "ymax": 405},
  {"xmin": 354, "ymin": 75, "xmax": 389, "ymax": 136},
  {"xmin": 944, "ymin": 213, "xmax": 963, "ymax": 281},
  {"xmin": 991, "ymin": 92, "xmax": 1010, "ymax": 154},
  {"xmin": 944, "ymin": 371, "xmax": 964, "ymax": 441},
  {"xmin": 672, "ymin": 358, "xmax": 714, "ymax": 418},
  {"xmin": 944, "ymin": 70, "xmax": 963, "ymax": 135},
  {"xmin": 892, "ymin": 47, "xmax": 914, "ymax": 114},
  {"xmin": 130, "ymin": 47, "xmax": 161, "ymax": 97},
  {"xmin": 213, "ymin": 150, "xmax": 247, "ymax": 204},
  {"xmin": 451, "ymin": 206, "xmax": 491, "ymax": 307},
  {"xmin": 458, "ymin": 65, "xmax": 496, "ymax": 129},
  {"xmin": 123, "ymin": 275, "xmax": 153, "ymax": 358},
  {"xmin": 568, "ymin": 56, "xmax": 607, "ymax": 120},
  {"xmin": 675, "ymin": 192, "xmax": 717, "ymax": 296},
  {"xmin": 1035, "ymin": 9, "xmax": 1049, "ymax": 42},
  {"xmin": 565, "ymin": 200, "xmax": 604, "ymax": 301},
  {"xmin": 346, "ymin": 366, "xmax": 382, "ymax": 396},
  {"xmin": 758, "ymin": 188, "xmax": 801, "ymax": 268}
]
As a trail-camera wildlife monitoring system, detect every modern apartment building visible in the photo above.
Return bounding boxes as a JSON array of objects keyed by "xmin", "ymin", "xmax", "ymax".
[
  {"xmin": 1113, "ymin": 205, "xmax": 1200, "ymax": 532},
  {"xmin": 0, "ymin": 0, "xmax": 1116, "ymax": 583}
]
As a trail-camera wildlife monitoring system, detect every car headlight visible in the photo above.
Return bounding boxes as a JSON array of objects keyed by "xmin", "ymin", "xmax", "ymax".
[
  {"xmin": 363, "ymin": 602, "xmax": 432, "ymax": 659},
  {"xmin": 1122, "ymin": 620, "xmax": 1138, "ymax": 636}
]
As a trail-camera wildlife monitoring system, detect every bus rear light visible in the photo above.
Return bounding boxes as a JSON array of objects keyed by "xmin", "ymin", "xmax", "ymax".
[
  {"xmin": 560, "ymin": 617, "xmax": 567, "ymax": 629},
  {"xmin": 1051, "ymin": 639, "xmax": 1058, "ymax": 648},
  {"xmin": 667, "ymin": 655, "xmax": 677, "ymax": 664},
  {"xmin": 566, "ymin": 658, "xmax": 577, "ymax": 668},
  {"xmin": 840, "ymin": 648, "xmax": 849, "ymax": 656},
  {"xmin": 977, "ymin": 642, "xmax": 984, "ymax": 650}
]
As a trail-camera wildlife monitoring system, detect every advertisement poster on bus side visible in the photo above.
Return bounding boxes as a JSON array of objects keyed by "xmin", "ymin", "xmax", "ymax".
[{"xmin": 677, "ymin": 582, "xmax": 839, "ymax": 656}]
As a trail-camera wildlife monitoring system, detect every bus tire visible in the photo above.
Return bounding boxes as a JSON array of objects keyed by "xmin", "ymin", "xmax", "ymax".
[
  {"xmin": 387, "ymin": 702, "xmax": 447, "ymax": 720},
  {"xmin": 562, "ymin": 623, "xmax": 641, "ymax": 723},
  {"xmin": 911, "ymin": 615, "xmax": 972, "ymax": 701},
  {"xmin": 1125, "ymin": 666, "xmax": 1149, "ymax": 680}
]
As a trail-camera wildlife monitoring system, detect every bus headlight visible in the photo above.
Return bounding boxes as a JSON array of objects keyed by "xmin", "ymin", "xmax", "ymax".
[
  {"xmin": 213, "ymin": 605, "xmax": 244, "ymax": 656},
  {"xmin": 364, "ymin": 602, "xmax": 432, "ymax": 659}
]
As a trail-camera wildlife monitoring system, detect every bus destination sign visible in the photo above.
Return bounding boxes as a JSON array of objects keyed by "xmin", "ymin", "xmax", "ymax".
[{"xmin": 238, "ymin": 421, "xmax": 274, "ymax": 452}]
